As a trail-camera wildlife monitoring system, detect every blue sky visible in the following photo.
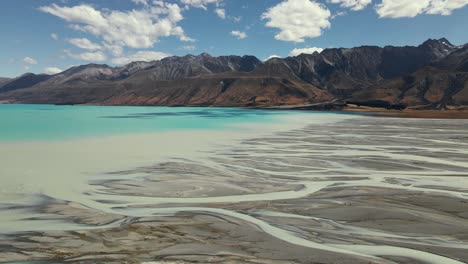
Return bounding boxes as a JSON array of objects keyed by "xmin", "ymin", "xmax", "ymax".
[{"xmin": 1, "ymin": 0, "xmax": 468, "ymax": 77}]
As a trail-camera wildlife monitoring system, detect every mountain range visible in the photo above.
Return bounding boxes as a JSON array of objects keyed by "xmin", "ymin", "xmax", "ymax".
[{"xmin": 1, "ymin": 38, "xmax": 467, "ymax": 110}]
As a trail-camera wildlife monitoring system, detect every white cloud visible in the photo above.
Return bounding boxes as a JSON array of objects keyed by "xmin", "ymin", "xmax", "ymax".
[
  {"xmin": 67, "ymin": 38, "xmax": 102, "ymax": 50},
  {"xmin": 103, "ymin": 43, "xmax": 124, "ymax": 57},
  {"xmin": 231, "ymin": 16, "xmax": 241, "ymax": 22},
  {"xmin": 111, "ymin": 51, "xmax": 171, "ymax": 64},
  {"xmin": 230, "ymin": 30, "xmax": 247, "ymax": 39},
  {"xmin": 376, "ymin": 0, "xmax": 468, "ymax": 18},
  {"xmin": 426, "ymin": 0, "xmax": 468, "ymax": 15},
  {"xmin": 39, "ymin": 2, "xmax": 192, "ymax": 49},
  {"xmin": 181, "ymin": 45, "xmax": 196, "ymax": 50},
  {"xmin": 331, "ymin": 11, "xmax": 347, "ymax": 19},
  {"xmin": 376, "ymin": 0, "xmax": 431, "ymax": 17},
  {"xmin": 289, "ymin": 47, "xmax": 324, "ymax": 56},
  {"xmin": 262, "ymin": 0, "xmax": 331, "ymax": 43},
  {"xmin": 328, "ymin": 0, "xmax": 371, "ymax": 11},
  {"xmin": 44, "ymin": 67, "xmax": 63, "ymax": 74},
  {"xmin": 23, "ymin": 57, "xmax": 38, "ymax": 65},
  {"xmin": 132, "ymin": 0, "xmax": 149, "ymax": 6},
  {"xmin": 65, "ymin": 50, "xmax": 107, "ymax": 61},
  {"xmin": 180, "ymin": 0, "xmax": 220, "ymax": 10},
  {"xmin": 215, "ymin": 8, "xmax": 226, "ymax": 19},
  {"xmin": 51, "ymin": 33, "xmax": 59, "ymax": 40}
]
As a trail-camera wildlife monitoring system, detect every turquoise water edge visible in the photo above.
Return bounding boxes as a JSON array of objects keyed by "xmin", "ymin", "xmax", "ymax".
[{"xmin": 0, "ymin": 104, "xmax": 330, "ymax": 142}]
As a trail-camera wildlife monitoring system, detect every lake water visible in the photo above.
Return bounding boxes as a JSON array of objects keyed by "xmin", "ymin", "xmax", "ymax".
[
  {"xmin": 1, "ymin": 105, "xmax": 467, "ymax": 264},
  {"xmin": 0, "ymin": 104, "xmax": 322, "ymax": 141}
]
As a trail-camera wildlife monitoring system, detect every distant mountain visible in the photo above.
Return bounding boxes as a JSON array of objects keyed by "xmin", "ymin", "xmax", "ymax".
[
  {"xmin": 0, "ymin": 77, "xmax": 12, "ymax": 87},
  {"xmin": 135, "ymin": 53, "xmax": 261, "ymax": 81},
  {"xmin": 1, "ymin": 38, "xmax": 466, "ymax": 109},
  {"xmin": 0, "ymin": 73, "xmax": 52, "ymax": 93},
  {"xmin": 15, "ymin": 54, "xmax": 262, "ymax": 90}
]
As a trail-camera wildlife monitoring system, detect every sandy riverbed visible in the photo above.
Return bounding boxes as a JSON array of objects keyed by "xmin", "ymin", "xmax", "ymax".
[{"xmin": 1, "ymin": 115, "xmax": 468, "ymax": 264}]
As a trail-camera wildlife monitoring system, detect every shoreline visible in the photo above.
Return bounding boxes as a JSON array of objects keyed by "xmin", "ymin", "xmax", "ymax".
[
  {"xmin": 340, "ymin": 106, "xmax": 468, "ymax": 119},
  {"xmin": 2, "ymin": 101, "xmax": 468, "ymax": 119},
  {"xmin": 257, "ymin": 102, "xmax": 468, "ymax": 119}
]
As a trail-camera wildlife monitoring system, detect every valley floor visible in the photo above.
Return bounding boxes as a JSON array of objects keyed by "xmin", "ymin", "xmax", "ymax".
[{"xmin": 1, "ymin": 115, "xmax": 468, "ymax": 264}]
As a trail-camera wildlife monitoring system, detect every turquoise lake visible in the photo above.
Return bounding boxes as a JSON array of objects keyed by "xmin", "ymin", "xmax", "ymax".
[{"xmin": 0, "ymin": 104, "xmax": 327, "ymax": 142}]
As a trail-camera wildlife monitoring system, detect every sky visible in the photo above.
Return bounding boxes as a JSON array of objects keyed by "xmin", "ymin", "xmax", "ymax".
[{"xmin": 1, "ymin": 0, "xmax": 468, "ymax": 77}]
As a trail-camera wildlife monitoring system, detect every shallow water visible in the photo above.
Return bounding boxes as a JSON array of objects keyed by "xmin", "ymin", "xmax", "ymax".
[
  {"xmin": 0, "ymin": 104, "xmax": 320, "ymax": 141},
  {"xmin": 1, "ymin": 105, "xmax": 468, "ymax": 264}
]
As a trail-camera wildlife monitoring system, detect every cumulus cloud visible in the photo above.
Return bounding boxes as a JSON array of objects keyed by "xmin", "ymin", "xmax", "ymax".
[
  {"xmin": 262, "ymin": 0, "xmax": 331, "ymax": 43},
  {"xmin": 51, "ymin": 33, "xmax": 59, "ymax": 40},
  {"xmin": 230, "ymin": 30, "xmax": 247, "ymax": 39},
  {"xmin": 23, "ymin": 57, "xmax": 38, "ymax": 65},
  {"xmin": 376, "ymin": 0, "xmax": 431, "ymax": 17},
  {"xmin": 39, "ymin": 2, "xmax": 192, "ymax": 50},
  {"xmin": 65, "ymin": 50, "xmax": 107, "ymax": 61},
  {"xmin": 289, "ymin": 47, "xmax": 324, "ymax": 56},
  {"xmin": 376, "ymin": 0, "xmax": 468, "ymax": 18},
  {"xmin": 328, "ymin": 0, "xmax": 371, "ymax": 11},
  {"xmin": 67, "ymin": 38, "xmax": 102, "ymax": 50},
  {"xmin": 44, "ymin": 67, "xmax": 63, "ymax": 74},
  {"xmin": 103, "ymin": 43, "xmax": 124, "ymax": 57},
  {"xmin": 180, "ymin": 0, "xmax": 220, "ymax": 9},
  {"xmin": 426, "ymin": 0, "xmax": 468, "ymax": 15},
  {"xmin": 111, "ymin": 51, "xmax": 171, "ymax": 64},
  {"xmin": 215, "ymin": 8, "xmax": 226, "ymax": 19},
  {"xmin": 132, "ymin": 0, "xmax": 149, "ymax": 6}
]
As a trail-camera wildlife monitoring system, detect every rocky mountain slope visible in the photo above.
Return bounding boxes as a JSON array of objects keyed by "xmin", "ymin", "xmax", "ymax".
[
  {"xmin": 349, "ymin": 44, "xmax": 468, "ymax": 109},
  {"xmin": 0, "ymin": 77, "xmax": 11, "ymax": 87},
  {"xmin": 0, "ymin": 73, "xmax": 51, "ymax": 93},
  {"xmin": 1, "ymin": 38, "xmax": 466, "ymax": 109}
]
